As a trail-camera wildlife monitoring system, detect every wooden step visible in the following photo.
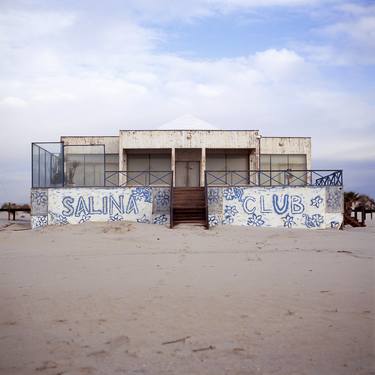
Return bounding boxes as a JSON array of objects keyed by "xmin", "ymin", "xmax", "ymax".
[
  {"xmin": 174, "ymin": 213, "xmax": 206, "ymax": 219},
  {"xmin": 173, "ymin": 220, "xmax": 206, "ymax": 226},
  {"xmin": 171, "ymin": 187, "xmax": 207, "ymax": 228},
  {"xmin": 173, "ymin": 187, "xmax": 204, "ymax": 190}
]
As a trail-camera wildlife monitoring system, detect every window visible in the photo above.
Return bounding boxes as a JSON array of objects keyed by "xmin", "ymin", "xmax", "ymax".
[
  {"xmin": 64, "ymin": 145, "xmax": 105, "ymax": 187},
  {"xmin": 127, "ymin": 152, "xmax": 171, "ymax": 186},
  {"xmin": 288, "ymin": 155, "xmax": 307, "ymax": 185},
  {"xmin": 260, "ymin": 154, "xmax": 307, "ymax": 186},
  {"xmin": 206, "ymin": 151, "xmax": 249, "ymax": 185},
  {"xmin": 105, "ymin": 154, "xmax": 119, "ymax": 172},
  {"xmin": 65, "ymin": 154, "xmax": 105, "ymax": 186},
  {"xmin": 104, "ymin": 154, "xmax": 120, "ymax": 186},
  {"xmin": 32, "ymin": 143, "xmax": 63, "ymax": 188}
]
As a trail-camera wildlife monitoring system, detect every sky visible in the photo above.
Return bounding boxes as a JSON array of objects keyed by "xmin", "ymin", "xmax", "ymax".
[{"xmin": 0, "ymin": 0, "xmax": 374, "ymax": 203}]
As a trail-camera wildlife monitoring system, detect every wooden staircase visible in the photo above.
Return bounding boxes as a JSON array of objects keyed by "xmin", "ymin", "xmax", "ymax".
[{"xmin": 171, "ymin": 187, "xmax": 208, "ymax": 228}]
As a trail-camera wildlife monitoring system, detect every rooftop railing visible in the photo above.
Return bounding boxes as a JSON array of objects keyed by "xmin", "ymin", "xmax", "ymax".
[
  {"xmin": 105, "ymin": 171, "xmax": 173, "ymax": 187},
  {"xmin": 205, "ymin": 170, "xmax": 343, "ymax": 187}
]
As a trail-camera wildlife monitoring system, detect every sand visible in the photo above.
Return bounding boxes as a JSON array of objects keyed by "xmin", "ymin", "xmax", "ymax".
[{"xmin": 0, "ymin": 214, "xmax": 374, "ymax": 375}]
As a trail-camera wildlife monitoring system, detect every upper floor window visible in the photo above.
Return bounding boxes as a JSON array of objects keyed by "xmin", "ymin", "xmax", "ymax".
[{"xmin": 260, "ymin": 154, "xmax": 307, "ymax": 185}]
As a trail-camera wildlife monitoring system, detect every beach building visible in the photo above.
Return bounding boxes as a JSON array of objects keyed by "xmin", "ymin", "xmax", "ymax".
[{"xmin": 31, "ymin": 115, "xmax": 343, "ymax": 229}]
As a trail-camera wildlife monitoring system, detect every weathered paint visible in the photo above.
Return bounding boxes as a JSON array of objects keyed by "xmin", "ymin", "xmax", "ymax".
[
  {"xmin": 31, "ymin": 189, "xmax": 48, "ymax": 216},
  {"xmin": 59, "ymin": 132, "xmax": 312, "ymax": 184},
  {"xmin": 208, "ymin": 186, "xmax": 343, "ymax": 229},
  {"xmin": 30, "ymin": 187, "xmax": 171, "ymax": 228},
  {"xmin": 260, "ymin": 137, "xmax": 312, "ymax": 169},
  {"xmin": 120, "ymin": 130, "xmax": 260, "ymax": 150},
  {"xmin": 31, "ymin": 186, "xmax": 342, "ymax": 230},
  {"xmin": 61, "ymin": 136, "xmax": 119, "ymax": 154}
]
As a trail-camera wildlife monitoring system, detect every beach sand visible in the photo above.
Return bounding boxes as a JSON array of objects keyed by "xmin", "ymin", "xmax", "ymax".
[{"xmin": 0, "ymin": 215, "xmax": 374, "ymax": 374}]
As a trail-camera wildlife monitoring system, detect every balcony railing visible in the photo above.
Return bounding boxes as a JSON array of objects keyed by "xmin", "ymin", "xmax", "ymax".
[
  {"xmin": 205, "ymin": 170, "xmax": 343, "ymax": 187},
  {"xmin": 105, "ymin": 171, "xmax": 173, "ymax": 187}
]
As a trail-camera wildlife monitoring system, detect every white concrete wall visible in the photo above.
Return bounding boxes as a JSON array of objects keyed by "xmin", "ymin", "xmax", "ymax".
[
  {"xmin": 260, "ymin": 137, "xmax": 312, "ymax": 169},
  {"xmin": 207, "ymin": 186, "xmax": 343, "ymax": 229},
  {"xmin": 61, "ymin": 136, "xmax": 119, "ymax": 154},
  {"xmin": 120, "ymin": 130, "xmax": 259, "ymax": 149},
  {"xmin": 30, "ymin": 187, "xmax": 171, "ymax": 228},
  {"xmin": 31, "ymin": 185, "xmax": 343, "ymax": 230},
  {"xmin": 59, "ymin": 133, "xmax": 311, "ymax": 171},
  {"xmin": 59, "ymin": 134, "xmax": 311, "ymax": 164}
]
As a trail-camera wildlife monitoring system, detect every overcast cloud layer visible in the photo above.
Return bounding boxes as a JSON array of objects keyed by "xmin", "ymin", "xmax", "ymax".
[{"xmin": 0, "ymin": 0, "xmax": 374, "ymax": 202}]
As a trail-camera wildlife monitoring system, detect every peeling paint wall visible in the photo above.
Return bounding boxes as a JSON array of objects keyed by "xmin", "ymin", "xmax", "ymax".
[
  {"xmin": 31, "ymin": 187, "xmax": 171, "ymax": 229},
  {"xmin": 61, "ymin": 136, "xmax": 119, "ymax": 154},
  {"xmin": 260, "ymin": 137, "xmax": 312, "ymax": 169},
  {"xmin": 32, "ymin": 186, "xmax": 343, "ymax": 230},
  {"xmin": 208, "ymin": 186, "xmax": 343, "ymax": 229},
  {"xmin": 120, "ymin": 130, "xmax": 260, "ymax": 149}
]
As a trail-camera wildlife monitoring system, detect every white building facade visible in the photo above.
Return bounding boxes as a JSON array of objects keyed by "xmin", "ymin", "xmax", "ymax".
[{"xmin": 31, "ymin": 117, "xmax": 343, "ymax": 230}]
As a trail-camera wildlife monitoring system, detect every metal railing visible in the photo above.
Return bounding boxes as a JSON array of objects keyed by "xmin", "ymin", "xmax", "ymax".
[
  {"xmin": 32, "ymin": 142, "xmax": 64, "ymax": 188},
  {"xmin": 315, "ymin": 170, "xmax": 343, "ymax": 186},
  {"xmin": 105, "ymin": 171, "xmax": 173, "ymax": 187},
  {"xmin": 170, "ymin": 172, "xmax": 174, "ymax": 229},
  {"xmin": 205, "ymin": 170, "xmax": 343, "ymax": 187}
]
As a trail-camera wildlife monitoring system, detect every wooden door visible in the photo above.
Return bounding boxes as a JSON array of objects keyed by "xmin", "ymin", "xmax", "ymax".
[{"xmin": 175, "ymin": 161, "xmax": 200, "ymax": 187}]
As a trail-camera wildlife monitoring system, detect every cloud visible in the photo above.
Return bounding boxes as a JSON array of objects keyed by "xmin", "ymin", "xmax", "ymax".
[
  {"xmin": 115, "ymin": 0, "xmax": 336, "ymax": 22},
  {"xmin": 0, "ymin": 2, "xmax": 374, "ymax": 202},
  {"xmin": 0, "ymin": 96, "xmax": 28, "ymax": 108},
  {"xmin": 322, "ymin": 10, "xmax": 375, "ymax": 49},
  {"xmin": 253, "ymin": 48, "xmax": 312, "ymax": 82},
  {"xmin": 303, "ymin": 2, "xmax": 375, "ymax": 65},
  {"xmin": 0, "ymin": 9, "xmax": 76, "ymax": 42}
]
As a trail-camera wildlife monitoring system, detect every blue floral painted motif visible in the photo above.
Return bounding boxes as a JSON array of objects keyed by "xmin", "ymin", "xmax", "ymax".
[
  {"xmin": 153, "ymin": 214, "xmax": 168, "ymax": 225},
  {"xmin": 312, "ymin": 214, "xmax": 324, "ymax": 227},
  {"xmin": 208, "ymin": 215, "xmax": 219, "ymax": 226},
  {"xmin": 137, "ymin": 214, "xmax": 151, "ymax": 224},
  {"xmin": 31, "ymin": 190, "xmax": 48, "ymax": 206},
  {"xmin": 326, "ymin": 190, "xmax": 342, "ymax": 211},
  {"xmin": 32, "ymin": 215, "xmax": 48, "ymax": 228},
  {"xmin": 131, "ymin": 187, "xmax": 152, "ymax": 203},
  {"xmin": 282, "ymin": 213, "xmax": 296, "ymax": 228},
  {"xmin": 79, "ymin": 214, "xmax": 91, "ymax": 224},
  {"xmin": 155, "ymin": 190, "xmax": 170, "ymax": 207},
  {"xmin": 330, "ymin": 221, "xmax": 340, "ymax": 229},
  {"xmin": 247, "ymin": 213, "xmax": 265, "ymax": 227},
  {"xmin": 224, "ymin": 205, "xmax": 238, "ymax": 217},
  {"xmin": 223, "ymin": 187, "xmax": 244, "ymax": 202},
  {"xmin": 310, "ymin": 195, "xmax": 323, "ymax": 208},
  {"xmin": 109, "ymin": 213, "xmax": 123, "ymax": 222},
  {"xmin": 303, "ymin": 213, "xmax": 324, "ymax": 228},
  {"xmin": 207, "ymin": 189, "xmax": 220, "ymax": 204},
  {"xmin": 49, "ymin": 211, "xmax": 68, "ymax": 225},
  {"xmin": 222, "ymin": 205, "xmax": 238, "ymax": 224}
]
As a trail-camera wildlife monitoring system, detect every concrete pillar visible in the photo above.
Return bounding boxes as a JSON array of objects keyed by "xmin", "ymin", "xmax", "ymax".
[
  {"xmin": 119, "ymin": 149, "xmax": 123, "ymax": 171},
  {"xmin": 249, "ymin": 150, "xmax": 257, "ymax": 185},
  {"xmin": 200, "ymin": 147, "xmax": 206, "ymax": 187},
  {"xmin": 171, "ymin": 148, "xmax": 175, "ymax": 187},
  {"xmin": 118, "ymin": 145, "xmax": 123, "ymax": 186},
  {"xmin": 255, "ymin": 136, "xmax": 261, "ymax": 185},
  {"xmin": 256, "ymin": 136, "xmax": 261, "ymax": 170},
  {"xmin": 119, "ymin": 150, "xmax": 127, "ymax": 186}
]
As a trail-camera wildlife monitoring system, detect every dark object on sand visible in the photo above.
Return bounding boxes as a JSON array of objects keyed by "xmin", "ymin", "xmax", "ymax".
[
  {"xmin": 343, "ymin": 192, "xmax": 375, "ymax": 228},
  {"xmin": 0, "ymin": 202, "xmax": 31, "ymax": 221},
  {"xmin": 192, "ymin": 345, "xmax": 215, "ymax": 352},
  {"xmin": 162, "ymin": 336, "xmax": 191, "ymax": 345}
]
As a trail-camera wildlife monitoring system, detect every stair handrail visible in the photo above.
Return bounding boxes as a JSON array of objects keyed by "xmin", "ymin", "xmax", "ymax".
[
  {"xmin": 170, "ymin": 172, "xmax": 174, "ymax": 229},
  {"xmin": 204, "ymin": 171, "xmax": 209, "ymax": 229}
]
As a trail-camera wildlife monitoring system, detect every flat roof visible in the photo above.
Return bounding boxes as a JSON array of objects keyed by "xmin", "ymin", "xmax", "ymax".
[
  {"xmin": 261, "ymin": 136, "xmax": 311, "ymax": 139},
  {"xmin": 60, "ymin": 135, "xmax": 118, "ymax": 138},
  {"xmin": 119, "ymin": 129, "xmax": 260, "ymax": 132}
]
